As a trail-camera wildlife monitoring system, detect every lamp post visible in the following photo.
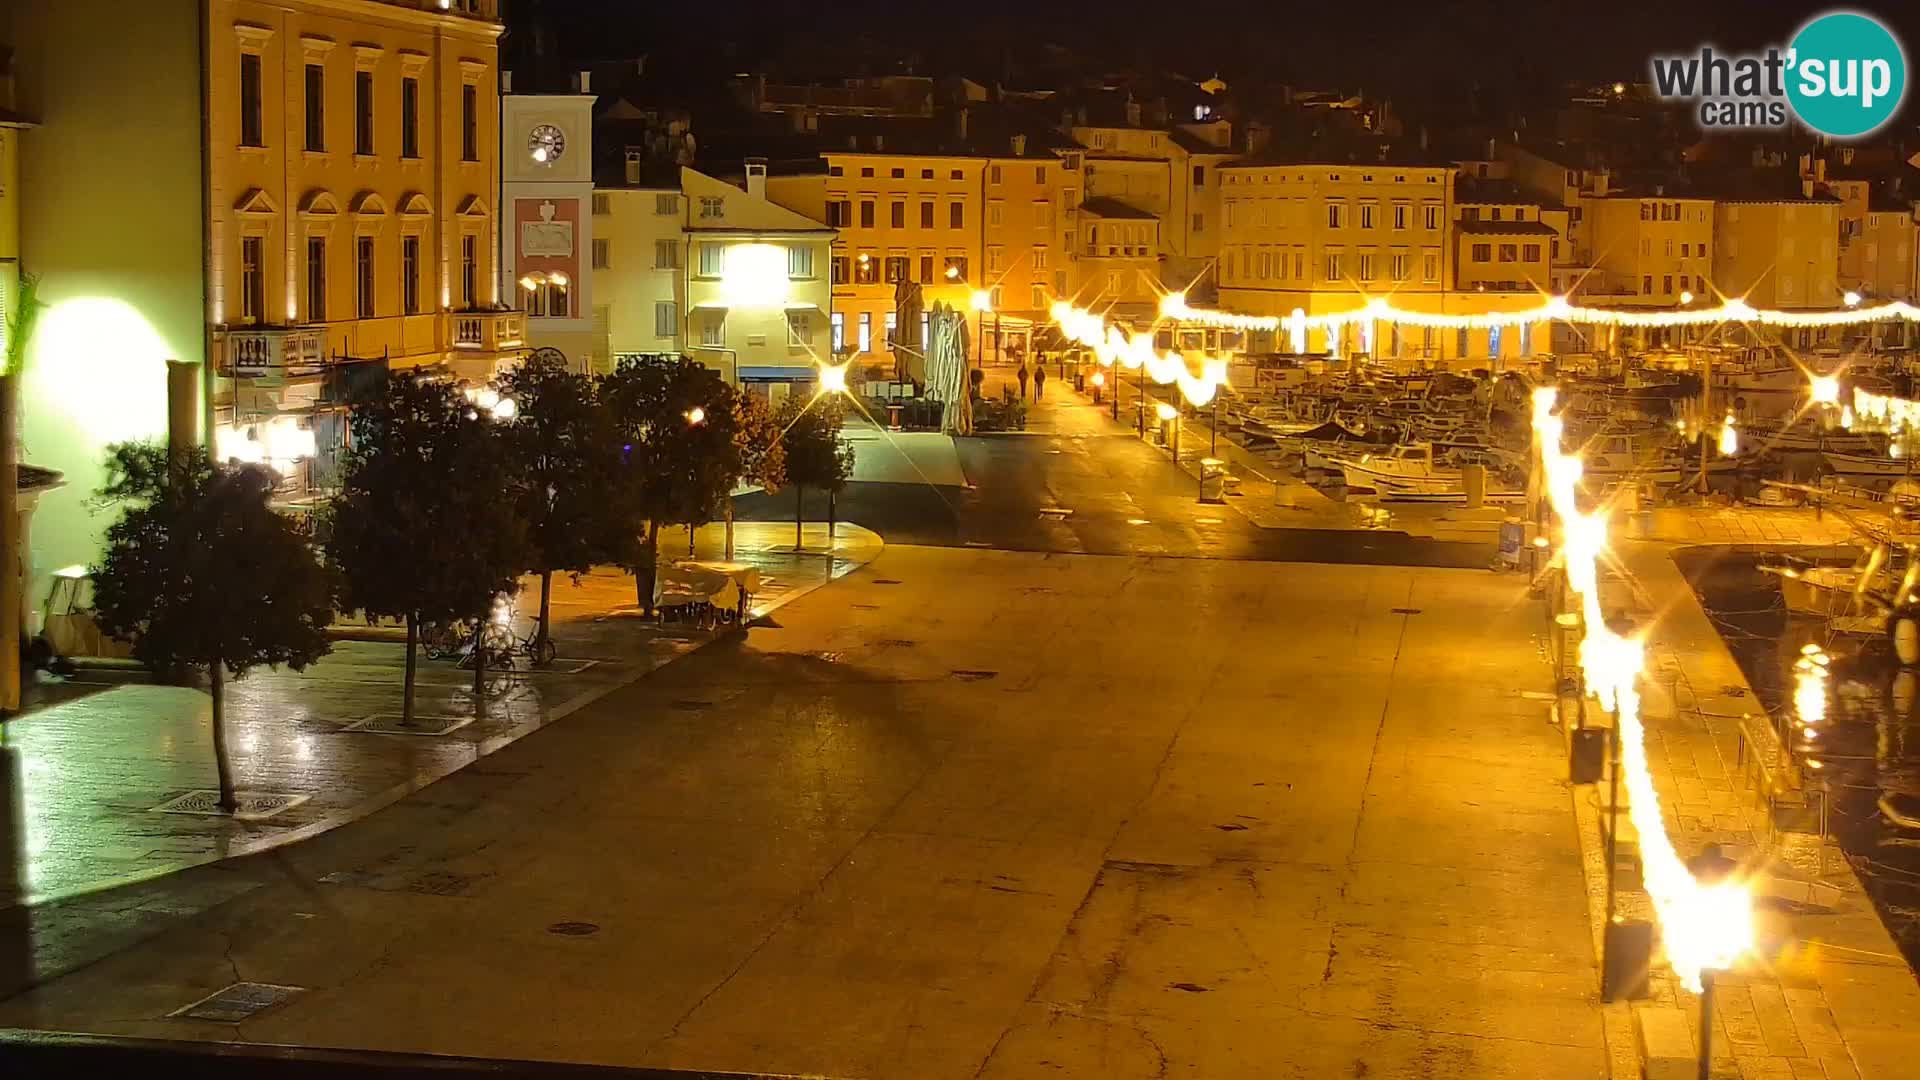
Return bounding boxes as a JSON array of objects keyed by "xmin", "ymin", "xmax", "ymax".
[
  {"xmin": 686, "ymin": 406, "xmax": 706, "ymax": 555},
  {"xmin": 970, "ymin": 289, "xmax": 992, "ymax": 371}
]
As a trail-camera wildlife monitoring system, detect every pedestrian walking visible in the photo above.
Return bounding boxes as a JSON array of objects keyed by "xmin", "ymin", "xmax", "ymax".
[
  {"xmin": 1033, "ymin": 365, "xmax": 1047, "ymax": 401},
  {"xmin": 1016, "ymin": 363, "xmax": 1029, "ymax": 400}
]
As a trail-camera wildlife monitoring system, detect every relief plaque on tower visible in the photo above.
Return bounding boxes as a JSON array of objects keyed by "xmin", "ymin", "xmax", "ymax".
[{"xmin": 521, "ymin": 200, "xmax": 574, "ymax": 257}]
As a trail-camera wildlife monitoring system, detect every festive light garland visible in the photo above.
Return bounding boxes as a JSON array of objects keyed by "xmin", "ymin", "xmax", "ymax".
[
  {"xmin": 1162, "ymin": 291, "xmax": 1920, "ymax": 334},
  {"xmin": 1533, "ymin": 388, "xmax": 1752, "ymax": 992},
  {"xmin": 1050, "ymin": 301, "xmax": 1230, "ymax": 406}
]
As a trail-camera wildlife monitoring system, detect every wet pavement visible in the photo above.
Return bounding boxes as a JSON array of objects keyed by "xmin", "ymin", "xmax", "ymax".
[
  {"xmin": 734, "ymin": 411, "xmax": 1498, "ymax": 569},
  {"xmin": 0, "ymin": 545, "xmax": 1605, "ymax": 1080},
  {"xmin": 0, "ymin": 524, "xmax": 881, "ymax": 911}
]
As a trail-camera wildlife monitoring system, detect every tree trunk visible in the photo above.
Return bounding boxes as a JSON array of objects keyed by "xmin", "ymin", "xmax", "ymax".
[
  {"xmin": 536, "ymin": 570, "xmax": 553, "ymax": 659},
  {"xmin": 403, "ymin": 612, "xmax": 418, "ymax": 726},
  {"xmin": 795, "ymin": 485, "xmax": 805, "ymax": 550},
  {"xmin": 209, "ymin": 660, "xmax": 236, "ymax": 811},
  {"xmin": 472, "ymin": 601, "xmax": 487, "ymax": 716},
  {"xmin": 638, "ymin": 522, "xmax": 660, "ymax": 617}
]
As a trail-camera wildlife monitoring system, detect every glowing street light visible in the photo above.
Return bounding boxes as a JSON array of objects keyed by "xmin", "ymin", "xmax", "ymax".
[
  {"xmin": 817, "ymin": 360, "xmax": 850, "ymax": 395},
  {"xmin": 1679, "ymin": 290, "xmax": 1694, "ymax": 305},
  {"xmin": 944, "ymin": 264, "xmax": 961, "ymax": 280},
  {"xmin": 491, "ymin": 397, "xmax": 517, "ymax": 420},
  {"xmin": 1844, "ymin": 290, "xmax": 1863, "ymax": 308},
  {"xmin": 685, "ymin": 406, "xmax": 706, "ymax": 425},
  {"xmin": 970, "ymin": 290, "xmax": 992, "ymax": 313},
  {"xmin": 1809, "ymin": 373, "xmax": 1842, "ymax": 407}
]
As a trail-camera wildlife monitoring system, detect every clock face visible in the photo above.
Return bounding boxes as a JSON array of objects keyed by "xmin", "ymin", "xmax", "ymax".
[{"xmin": 528, "ymin": 124, "xmax": 566, "ymax": 165}]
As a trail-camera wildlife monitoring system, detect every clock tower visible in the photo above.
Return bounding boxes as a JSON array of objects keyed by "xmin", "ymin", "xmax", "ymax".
[{"xmin": 501, "ymin": 74, "xmax": 597, "ymax": 371}]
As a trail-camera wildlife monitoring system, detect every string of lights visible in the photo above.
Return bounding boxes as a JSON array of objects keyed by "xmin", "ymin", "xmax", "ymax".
[
  {"xmin": 1532, "ymin": 387, "xmax": 1752, "ymax": 992},
  {"xmin": 1160, "ymin": 291, "xmax": 1920, "ymax": 334},
  {"xmin": 1049, "ymin": 301, "xmax": 1229, "ymax": 406}
]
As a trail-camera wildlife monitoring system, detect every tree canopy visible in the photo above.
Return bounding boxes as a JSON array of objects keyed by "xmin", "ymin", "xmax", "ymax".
[
  {"xmin": 327, "ymin": 374, "xmax": 529, "ymax": 629},
  {"xmin": 91, "ymin": 443, "xmax": 333, "ymax": 679}
]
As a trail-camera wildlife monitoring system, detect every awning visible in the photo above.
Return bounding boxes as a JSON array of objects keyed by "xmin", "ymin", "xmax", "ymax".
[{"xmin": 737, "ymin": 366, "xmax": 819, "ymax": 381}]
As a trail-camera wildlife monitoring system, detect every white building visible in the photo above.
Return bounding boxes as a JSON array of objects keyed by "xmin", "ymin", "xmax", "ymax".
[{"xmin": 501, "ymin": 80, "xmax": 598, "ymax": 370}]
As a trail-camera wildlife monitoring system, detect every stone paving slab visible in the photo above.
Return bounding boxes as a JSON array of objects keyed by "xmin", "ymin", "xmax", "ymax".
[
  {"xmin": 1556, "ymin": 531, "xmax": 1920, "ymax": 1080},
  {"xmin": 0, "ymin": 523, "xmax": 881, "ymax": 910}
]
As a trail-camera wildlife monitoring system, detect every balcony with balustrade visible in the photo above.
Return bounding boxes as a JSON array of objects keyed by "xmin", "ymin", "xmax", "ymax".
[
  {"xmin": 450, "ymin": 309, "xmax": 527, "ymax": 353},
  {"xmin": 220, "ymin": 326, "xmax": 329, "ymax": 383}
]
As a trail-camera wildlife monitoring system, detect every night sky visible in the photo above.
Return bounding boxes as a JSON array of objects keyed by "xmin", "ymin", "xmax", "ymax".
[{"xmin": 516, "ymin": 0, "xmax": 1920, "ymax": 104}]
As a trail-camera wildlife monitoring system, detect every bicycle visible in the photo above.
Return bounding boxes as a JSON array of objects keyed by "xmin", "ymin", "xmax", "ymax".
[{"xmin": 459, "ymin": 617, "xmax": 522, "ymax": 695}]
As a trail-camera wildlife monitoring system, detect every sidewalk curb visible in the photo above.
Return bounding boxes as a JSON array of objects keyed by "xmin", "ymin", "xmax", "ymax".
[{"xmin": 4, "ymin": 537, "xmax": 884, "ymax": 914}]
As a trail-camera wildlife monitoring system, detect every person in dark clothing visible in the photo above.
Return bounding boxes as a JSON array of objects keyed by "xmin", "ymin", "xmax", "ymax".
[
  {"xmin": 1033, "ymin": 365, "xmax": 1048, "ymax": 400},
  {"xmin": 1016, "ymin": 363, "xmax": 1029, "ymax": 399}
]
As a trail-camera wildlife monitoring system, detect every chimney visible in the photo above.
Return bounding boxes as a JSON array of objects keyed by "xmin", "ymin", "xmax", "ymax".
[
  {"xmin": 501, "ymin": 69, "xmax": 514, "ymax": 94},
  {"xmin": 1076, "ymin": 105, "xmax": 1088, "ymax": 126},
  {"xmin": 625, "ymin": 149, "xmax": 642, "ymax": 185},
  {"xmin": 955, "ymin": 107, "xmax": 969, "ymax": 142},
  {"xmin": 1125, "ymin": 100, "xmax": 1142, "ymax": 127},
  {"xmin": 744, "ymin": 157, "xmax": 768, "ymax": 200},
  {"xmin": 576, "ymin": 70, "xmax": 592, "ymax": 94},
  {"xmin": 1011, "ymin": 133, "xmax": 1027, "ymax": 156}
]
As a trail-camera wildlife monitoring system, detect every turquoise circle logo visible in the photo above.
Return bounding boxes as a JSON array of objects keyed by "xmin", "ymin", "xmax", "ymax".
[{"xmin": 1786, "ymin": 12, "xmax": 1907, "ymax": 138}]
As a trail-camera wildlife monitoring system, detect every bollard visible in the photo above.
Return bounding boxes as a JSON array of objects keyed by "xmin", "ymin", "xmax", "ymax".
[{"xmin": 1462, "ymin": 463, "xmax": 1486, "ymax": 509}]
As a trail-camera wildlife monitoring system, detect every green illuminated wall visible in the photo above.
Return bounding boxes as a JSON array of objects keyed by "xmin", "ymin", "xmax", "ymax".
[{"xmin": 10, "ymin": 0, "xmax": 204, "ymax": 610}]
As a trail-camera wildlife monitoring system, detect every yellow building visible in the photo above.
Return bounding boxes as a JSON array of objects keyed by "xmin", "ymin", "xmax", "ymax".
[
  {"xmin": 207, "ymin": 0, "xmax": 517, "ymax": 462},
  {"xmin": 7, "ymin": 0, "xmax": 514, "ymax": 604},
  {"xmin": 1713, "ymin": 196, "xmax": 1840, "ymax": 313},
  {"xmin": 681, "ymin": 165, "xmax": 834, "ymax": 397},
  {"xmin": 766, "ymin": 137, "xmax": 1078, "ymax": 372},
  {"xmin": 1072, "ymin": 119, "xmax": 1236, "ymax": 275},
  {"xmin": 594, "ymin": 181, "xmax": 687, "ymax": 362},
  {"xmin": 1451, "ymin": 179, "xmax": 1556, "ymax": 295},
  {"xmin": 1584, "ymin": 195, "xmax": 1714, "ymax": 307},
  {"xmin": 1215, "ymin": 160, "xmax": 1556, "ymax": 366},
  {"xmin": 1838, "ymin": 195, "xmax": 1916, "ymax": 305}
]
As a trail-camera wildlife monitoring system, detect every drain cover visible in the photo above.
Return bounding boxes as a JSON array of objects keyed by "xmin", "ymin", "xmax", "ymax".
[
  {"xmin": 871, "ymin": 578, "xmax": 903, "ymax": 585},
  {"xmin": 547, "ymin": 921, "xmax": 601, "ymax": 937},
  {"xmin": 1038, "ymin": 508, "xmax": 1074, "ymax": 520},
  {"xmin": 153, "ymin": 790, "xmax": 308, "ymax": 821},
  {"xmin": 879, "ymin": 639, "xmax": 917, "ymax": 648},
  {"xmin": 1391, "ymin": 607, "xmax": 1422, "ymax": 615},
  {"xmin": 347, "ymin": 714, "xmax": 473, "ymax": 737},
  {"xmin": 171, "ymin": 982, "xmax": 304, "ymax": 1022},
  {"xmin": 951, "ymin": 669, "xmax": 998, "ymax": 681}
]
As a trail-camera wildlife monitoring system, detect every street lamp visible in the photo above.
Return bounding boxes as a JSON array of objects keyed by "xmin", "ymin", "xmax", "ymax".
[
  {"xmin": 1844, "ymin": 290, "xmax": 1862, "ymax": 307},
  {"xmin": 970, "ymin": 289, "xmax": 994, "ymax": 367},
  {"xmin": 685, "ymin": 405, "xmax": 706, "ymax": 425}
]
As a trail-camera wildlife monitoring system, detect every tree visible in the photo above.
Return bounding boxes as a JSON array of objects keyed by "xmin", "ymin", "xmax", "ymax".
[
  {"xmin": 600, "ymin": 356, "xmax": 744, "ymax": 614},
  {"xmin": 734, "ymin": 390, "xmax": 787, "ymax": 496},
  {"xmin": 327, "ymin": 375, "xmax": 528, "ymax": 723},
  {"xmin": 495, "ymin": 356, "xmax": 618, "ymax": 658},
  {"xmin": 91, "ymin": 443, "xmax": 334, "ymax": 810},
  {"xmin": 776, "ymin": 394, "xmax": 856, "ymax": 549}
]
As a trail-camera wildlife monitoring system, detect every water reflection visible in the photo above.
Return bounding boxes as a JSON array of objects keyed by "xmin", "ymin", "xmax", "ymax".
[
  {"xmin": 1682, "ymin": 547, "xmax": 1920, "ymax": 966},
  {"xmin": 0, "ymin": 736, "xmax": 34, "ymax": 996}
]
